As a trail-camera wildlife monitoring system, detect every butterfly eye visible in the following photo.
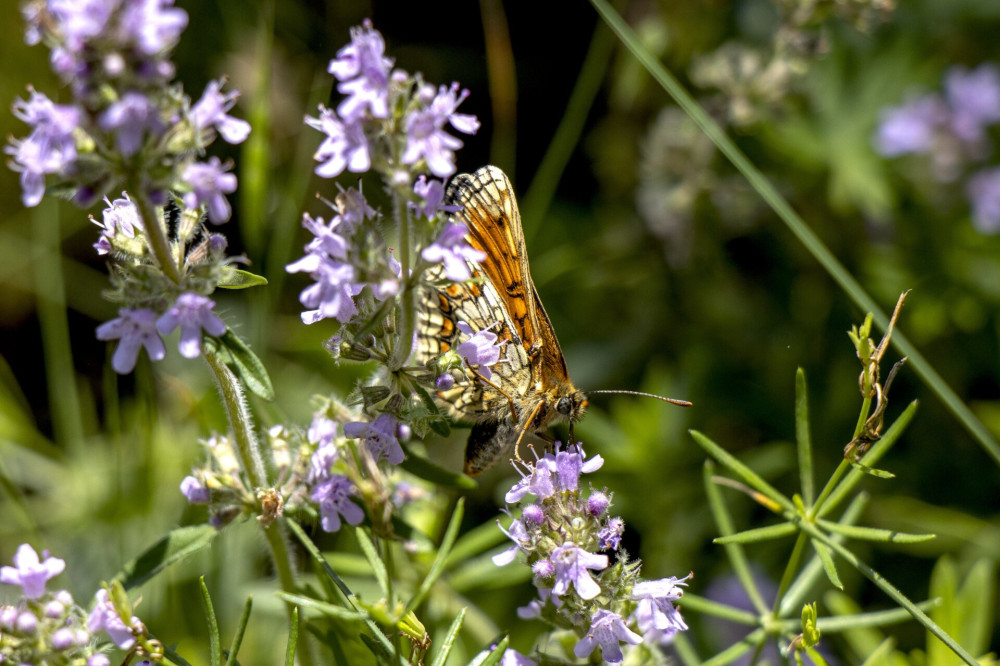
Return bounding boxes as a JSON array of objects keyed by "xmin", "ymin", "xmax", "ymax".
[{"xmin": 556, "ymin": 397, "xmax": 573, "ymax": 415}]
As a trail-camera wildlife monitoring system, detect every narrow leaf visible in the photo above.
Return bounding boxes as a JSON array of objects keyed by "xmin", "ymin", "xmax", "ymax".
[
  {"xmin": 468, "ymin": 635, "xmax": 509, "ymax": 666},
  {"xmin": 674, "ymin": 593, "xmax": 757, "ymax": 625},
  {"xmin": 714, "ymin": 522, "xmax": 797, "ymax": 545},
  {"xmin": 430, "ymin": 608, "xmax": 467, "ymax": 666},
  {"xmin": 406, "ymin": 498, "xmax": 465, "ymax": 614},
  {"xmin": 217, "ymin": 329, "xmax": 275, "ymax": 401},
  {"xmin": 400, "ymin": 450, "xmax": 476, "ymax": 489},
  {"xmin": 811, "ymin": 538, "xmax": 843, "ymax": 589},
  {"xmin": 817, "ymin": 519, "xmax": 936, "ymax": 544},
  {"xmin": 115, "ymin": 525, "xmax": 217, "ymax": 589},
  {"xmin": 359, "ymin": 632, "xmax": 396, "ymax": 664},
  {"xmin": 224, "ymin": 596, "xmax": 252, "ymax": 666},
  {"xmin": 355, "ymin": 527, "xmax": 390, "ymax": 598},
  {"xmin": 199, "ymin": 577, "xmax": 222, "ymax": 666},
  {"xmin": 275, "ymin": 592, "xmax": 367, "ymax": 621},
  {"xmin": 284, "ymin": 606, "xmax": 298, "ymax": 666},
  {"xmin": 217, "ymin": 267, "xmax": 269, "ymax": 289},
  {"xmin": 691, "ymin": 430, "xmax": 795, "ymax": 513},
  {"xmin": 859, "ymin": 638, "xmax": 897, "ymax": 666},
  {"xmin": 795, "ymin": 368, "xmax": 815, "ymax": 506}
]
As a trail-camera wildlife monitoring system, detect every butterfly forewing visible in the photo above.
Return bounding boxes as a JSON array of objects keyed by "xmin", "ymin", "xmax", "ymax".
[{"xmin": 416, "ymin": 166, "xmax": 586, "ymax": 475}]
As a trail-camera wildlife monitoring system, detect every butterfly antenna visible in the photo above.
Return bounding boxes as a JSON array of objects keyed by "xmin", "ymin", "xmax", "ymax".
[{"xmin": 587, "ymin": 389, "xmax": 693, "ymax": 407}]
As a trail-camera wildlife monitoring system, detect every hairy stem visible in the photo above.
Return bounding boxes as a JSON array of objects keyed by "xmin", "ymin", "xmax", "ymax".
[
  {"xmin": 389, "ymin": 186, "xmax": 414, "ymax": 370},
  {"xmin": 131, "ymin": 188, "xmax": 181, "ymax": 284}
]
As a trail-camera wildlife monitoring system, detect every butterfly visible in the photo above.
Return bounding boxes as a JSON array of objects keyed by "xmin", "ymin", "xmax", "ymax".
[{"xmin": 417, "ymin": 165, "xmax": 588, "ymax": 476}]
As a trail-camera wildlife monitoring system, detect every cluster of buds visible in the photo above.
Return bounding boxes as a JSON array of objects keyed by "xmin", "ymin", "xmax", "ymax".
[{"xmin": 494, "ymin": 443, "xmax": 690, "ymax": 664}]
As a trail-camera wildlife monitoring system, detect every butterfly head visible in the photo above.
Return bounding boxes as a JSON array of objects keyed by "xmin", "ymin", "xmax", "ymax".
[{"xmin": 555, "ymin": 389, "xmax": 588, "ymax": 422}]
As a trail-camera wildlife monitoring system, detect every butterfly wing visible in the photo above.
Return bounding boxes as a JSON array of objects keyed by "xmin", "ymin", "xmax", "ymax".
[{"xmin": 445, "ymin": 166, "xmax": 570, "ymax": 383}]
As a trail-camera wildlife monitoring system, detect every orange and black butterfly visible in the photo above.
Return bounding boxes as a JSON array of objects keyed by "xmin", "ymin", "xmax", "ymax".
[{"xmin": 417, "ymin": 166, "xmax": 588, "ymax": 476}]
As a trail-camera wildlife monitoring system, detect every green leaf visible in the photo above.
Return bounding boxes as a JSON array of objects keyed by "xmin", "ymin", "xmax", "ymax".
[
  {"xmin": 691, "ymin": 430, "xmax": 795, "ymax": 513},
  {"xmin": 405, "ymin": 498, "xmax": 464, "ymax": 614},
  {"xmin": 430, "ymin": 608, "xmax": 466, "ymax": 666},
  {"xmin": 817, "ymin": 519, "xmax": 935, "ymax": 544},
  {"xmin": 215, "ymin": 329, "xmax": 275, "ymax": 401},
  {"xmin": 811, "ymin": 538, "xmax": 843, "ymax": 590},
  {"xmin": 224, "ymin": 596, "xmax": 252, "ymax": 666},
  {"xmin": 216, "ymin": 267, "xmax": 268, "ymax": 289},
  {"xmin": 275, "ymin": 592, "xmax": 367, "ymax": 622},
  {"xmin": 675, "ymin": 593, "xmax": 757, "ymax": 625},
  {"xmin": 284, "ymin": 606, "xmax": 298, "ymax": 666},
  {"xmin": 713, "ymin": 522, "xmax": 797, "ymax": 545},
  {"xmin": 795, "ymin": 368, "xmax": 815, "ymax": 507},
  {"xmin": 199, "ymin": 577, "xmax": 221, "ymax": 666},
  {"xmin": 399, "ymin": 449, "xmax": 476, "ymax": 489},
  {"xmin": 115, "ymin": 525, "xmax": 218, "ymax": 589},
  {"xmin": 468, "ymin": 635, "xmax": 509, "ymax": 666},
  {"xmin": 355, "ymin": 527, "xmax": 390, "ymax": 598}
]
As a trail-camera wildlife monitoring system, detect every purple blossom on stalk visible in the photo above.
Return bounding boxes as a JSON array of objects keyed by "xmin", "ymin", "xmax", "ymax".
[
  {"xmin": 455, "ymin": 320, "xmax": 504, "ymax": 380},
  {"xmin": 99, "ymin": 91, "xmax": 162, "ymax": 157},
  {"xmin": 0, "ymin": 544, "xmax": 66, "ymax": 600},
  {"xmin": 96, "ymin": 308, "xmax": 167, "ymax": 374},
  {"xmin": 550, "ymin": 542, "xmax": 607, "ymax": 600},
  {"xmin": 873, "ymin": 95, "xmax": 947, "ymax": 157},
  {"xmin": 118, "ymin": 0, "xmax": 189, "ymax": 55},
  {"xmin": 47, "ymin": 0, "xmax": 115, "ymax": 51},
  {"xmin": 587, "ymin": 491, "xmax": 610, "ymax": 516},
  {"xmin": 8, "ymin": 89, "xmax": 81, "ymax": 207},
  {"xmin": 334, "ymin": 186, "xmax": 377, "ymax": 231},
  {"xmin": 421, "ymin": 222, "xmax": 486, "ymax": 281},
  {"xmin": 967, "ymin": 167, "xmax": 1000, "ymax": 233},
  {"xmin": 190, "ymin": 79, "xmax": 251, "ymax": 144},
  {"xmin": 573, "ymin": 609, "xmax": 643, "ymax": 664},
  {"xmin": 95, "ymin": 193, "xmax": 143, "ymax": 240},
  {"xmin": 344, "ymin": 413, "xmax": 405, "ymax": 465},
  {"xmin": 402, "ymin": 82, "xmax": 480, "ymax": 177},
  {"xmin": 328, "ymin": 20, "xmax": 393, "ymax": 122},
  {"xmin": 155, "ymin": 292, "xmax": 227, "ymax": 358},
  {"xmin": 180, "ymin": 475, "xmax": 209, "ymax": 504},
  {"xmin": 89, "ymin": 655, "xmax": 111, "ymax": 666},
  {"xmin": 505, "ymin": 456, "xmax": 557, "ymax": 503},
  {"xmin": 493, "ymin": 517, "xmax": 530, "ymax": 566},
  {"xmin": 598, "ymin": 517, "xmax": 625, "ymax": 551},
  {"xmin": 306, "ymin": 106, "xmax": 371, "ymax": 178},
  {"xmin": 87, "ymin": 588, "xmax": 141, "ymax": 649},
  {"xmin": 500, "ymin": 649, "xmax": 537, "ymax": 666},
  {"xmin": 435, "ymin": 373, "xmax": 455, "ymax": 390},
  {"xmin": 311, "ymin": 474, "xmax": 364, "ymax": 532},
  {"xmin": 300, "ymin": 213, "xmax": 349, "ymax": 260},
  {"xmin": 412, "ymin": 175, "xmax": 460, "ymax": 219},
  {"xmin": 554, "ymin": 443, "xmax": 603, "ymax": 492},
  {"xmin": 631, "ymin": 574, "xmax": 691, "ymax": 644},
  {"xmin": 182, "ymin": 156, "xmax": 238, "ymax": 223},
  {"xmin": 944, "ymin": 64, "xmax": 1000, "ymax": 144},
  {"xmin": 287, "ymin": 253, "xmax": 361, "ymax": 324}
]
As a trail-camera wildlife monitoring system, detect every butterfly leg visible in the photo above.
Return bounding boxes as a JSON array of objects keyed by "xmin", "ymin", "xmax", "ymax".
[
  {"xmin": 463, "ymin": 359, "xmax": 519, "ymax": 423},
  {"xmin": 512, "ymin": 401, "xmax": 545, "ymax": 463}
]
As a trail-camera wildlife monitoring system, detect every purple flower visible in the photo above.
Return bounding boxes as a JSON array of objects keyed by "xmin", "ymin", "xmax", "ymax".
[
  {"xmin": 402, "ymin": 82, "xmax": 480, "ymax": 177},
  {"xmin": 180, "ymin": 475, "xmax": 209, "ymax": 504},
  {"xmin": 631, "ymin": 574, "xmax": 691, "ymax": 644},
  {"xmin": 554, "ymin": 443, "xmax": 603, "ymax": 492},
  {"xmin": 587, "ymin": 491, "xmax": 610, "ymax": 516},
  {"xmin": 97, "ymin": 193, "xmax": 143, "ymax": 239},
  {"xmin": 287, "ymin": 253, "xmax": 360, "ymax": 324},
  {"xmin": 492, "ymin": 518, "xmax": 530, "ymax": 566},
  {"xmin": 573, "ymin": 609, "xmax": 642, "ymax": 664},
  {"xmin": 300, "ymin": 213, "xmax": 349, "ymax": 260},
  {"xmin": 421, "ymin": 223, "xmax": 486, "ymax": 281},
  {"xmin": 945, "ymin": 64, "xmax": 1000, "ymax": 144},
  {"xmin": 967, "ymin": 167, "xmax": 1000, "ymax": 233},
  {"xmin": 190, "ymin": 79, "xmax": 251, "ymax": 144},
  {"xmin": 155, "ymin": 292, "xmax": 227, "ymax": 358},
  {"xmin": 8, "ymin": 90, "xmax": 81, "ymax": 207},
  {"xmin": 500, "ymin": 649, "xmax": 537, "ymax": 666},
  {"xmin": 182, "ymin": 157, "xmax": 238, "ymax": 223},
  {"xmin": 0, "ymin": 544, "xmax": 66, "ymax": 599},
  {"xmin": 505, "ymin": 456, "xmax": 557, "ymax": 503},
  {"xmin": 517, "ymin": 588, "xmax": 554, "ymax": 619},
  {"xmin": 48, "ymin": 0, "xmax": 115, "ymax": 51},
  {"xmin": 598, "ymin": 517, "xmax": 625, "ymax": 551},
  {"xmin": 522, "ymin": 503, "xmax": 545, "ymax": 525},
  {"xmin": 329, "ymin": 20, "xmax": 393, "ymax": 122},
  {"xmin": 311, "ymin": 474, "xmax": 364, "ymax": 532},
  {"xmin": 88, "ymin": 655, "xmax": 111, "ymax": 666},
  {"xmin": 531, "ymin": 559, "xmax": 554, "ymax": 578},
  {"xmin": 435, "ymin": 373, "xmax": 455, "ymax": 390},
  {"xmin": 550, "ymin": 542, "xmax": 607, "ymax": 600},
  {"xmin": 412, "ymin": 175, "xmax": 460, "ymax": 219},
  {"xmin": 333, "ymin": 186, "xmax": 377, "ymax": 231},
  {"xmin": 96, "ymin": 308, "xmax": 167, "ymax": 374},
  {"xmin": 118, "ymin": 0, "xmax": 189, "ymax": 55},
  {"xmin": 873, "ymin": 95, "xmax": 947, "ymax": 158},
  {"xmin": 306, "ymin": 106, "xmax": 371, "ymax": 178},
  {"xmin": 455, "ymin": 320, "xmax": 504, "ymax": 380},
  {"xmin": 87, "ymin": 588, "xmax": 140, "ymax": 649},
  {"xmin": 99, "ymin": 91, "xmax": 162, "ymax": 157},
  {"xmin": 344, "ymin": 413, "xmax": 405, "ymax": 465},
  {"xmin": 308, "ymin": 423, "xmax": 340, "ymax": 484}
]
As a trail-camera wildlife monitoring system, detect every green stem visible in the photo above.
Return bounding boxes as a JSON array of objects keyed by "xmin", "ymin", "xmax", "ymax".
[
  {"xmin": 772, "ymin": 531, "xmax": 809, "ymax": 616},
  {"xmin": 131, "ymin": 188, "xmax": 181, "ymax": 284},
  {"xmin": 390, "ymin": 187, "xmax": 414, "ymax": 370},
  {"xmin": 589, "ymin": 0, "xmax": 1000, "ymax": 469},
  {"xmin": 810, "ymin": 395, "xmax": 871, "ymax": 518}
]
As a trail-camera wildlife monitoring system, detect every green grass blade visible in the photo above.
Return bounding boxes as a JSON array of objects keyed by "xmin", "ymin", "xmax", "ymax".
[
  {"xmin": 224, "ymin": 596, "xmax": 252, "ymax": 666},
  {"xmin": 692, "ymin": 430, "xmax": 795, "ymax": 513},
  {"xmin": 817, "ymin": 519, "xmax": 935, "ymax": 544},
  {"xmin": 589, "ymin": 0, "xmax": 1000, "ymax": 470},
  {"xmin": 199, "ymin": 577, "xmax": 221, "ymax": 666},
  {"xmin": 405, "ymin": 497, "xmax": 464, "ymax": 614},
  {"xmin": 430, "ymin": 608, "xmax": 467, "ymax": 666},
  {"xmin": 795, "ymin": 368, "xmax": 815, "ymax": 506}
]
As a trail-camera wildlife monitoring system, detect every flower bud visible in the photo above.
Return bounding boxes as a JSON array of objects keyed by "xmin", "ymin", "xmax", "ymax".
[
  {"xmin": 532, "ymin": 559, "xmax": 555, "ymax": 578},
  {"xmin": 45, "ymin": 599, "xmax": 65, "ymax": 618},
  {"xmin": 587, "ymin": 491, "xmax": 609, "ymax": 516},
  {"xmin": 52, "ymin": 626, "xmax": 76, "ymax": 650},
  {"xmin": 16, "ymin": 610, "xmax": 38, "ymax": 633},
  {"xmin": 435, "ymin": 373, "xmax": 455, "ymax": 390},
  {"xmin": 522, "ymin": 504, "xmax": 545, "ymax": 525}
]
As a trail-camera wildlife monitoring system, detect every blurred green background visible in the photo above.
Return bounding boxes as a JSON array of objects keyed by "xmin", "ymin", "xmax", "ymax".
[{"xmin": 2, "ymin": 0, "xmax": 1000, "ymax": 663}]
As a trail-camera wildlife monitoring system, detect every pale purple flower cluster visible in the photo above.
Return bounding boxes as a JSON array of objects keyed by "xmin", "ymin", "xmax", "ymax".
[
  {"xmin": 96, "ymin": 291, "xmax": 226, "ymax": 374},
  {"xmin": 0, "ymin": 543, "xmax": 143, "ymax": 664},
  {"xmin": 344, "ymin": 413, "xmax": 405, "ymax": 465},
  {"xmin": 7, "ymin": 90, "xmax": 80, "ymax": 207},
  {"xmin": 422, "ymin": 224, "xmax": 487, "ymax": 282},
  {"xmin": 305, "ymin": 411, "xmax": 365, "ymax": 533},
  {"xmin": 495, "ymin": 443, "xmax": 689, "ymax": 664},
  {"xmin": 455, "ymin": 321, "xmax": 505, "ymax": 380},
  {"xmin": 875, "ymin": 63, "xmax": 1000, "ymax": 232}
]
